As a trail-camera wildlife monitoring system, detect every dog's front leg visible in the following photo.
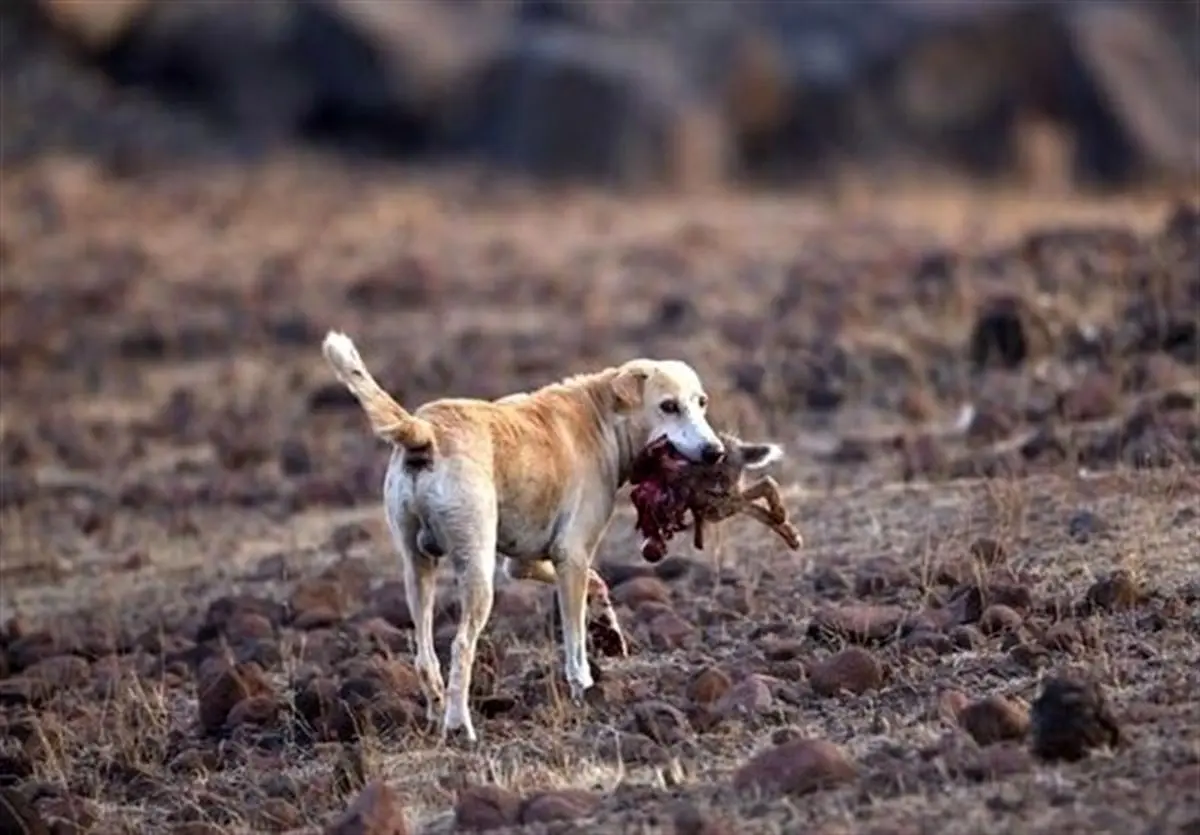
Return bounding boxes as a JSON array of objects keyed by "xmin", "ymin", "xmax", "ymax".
[{"xmin": 551, "ymin": 549, "xmax": 594, "ymax": 703}]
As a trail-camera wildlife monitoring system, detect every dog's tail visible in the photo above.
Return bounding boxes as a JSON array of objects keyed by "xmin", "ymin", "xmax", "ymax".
[{"xmin": 321, "ymin": 331, "xmax": 436, "ymax": 452}]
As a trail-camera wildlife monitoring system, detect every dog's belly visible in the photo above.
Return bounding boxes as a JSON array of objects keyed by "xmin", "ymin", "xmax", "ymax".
[
  {"xmin": 495, "ymin": 511, "xmax": 566, "ymax": 560},
  {"xmin": 414, "ymin": 519, "xmax": 561, "ymax": 561}
]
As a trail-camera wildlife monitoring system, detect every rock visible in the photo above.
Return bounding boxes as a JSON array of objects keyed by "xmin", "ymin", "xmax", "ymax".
[
  {"xmin": 732, "ymin": 738, "xmax": 856, "ymax": 797},
  {"xmin": 197, "ymin": 661, "xmax": 273, "ymax": 736},
  {"xmin": 938, "ymin": 690, "xmax": 970, "ymax": 724},
  {"xmin": 809, "ymin": 647, "xmax": 884, "ymax": 697},
  {"xmin": 0, "ymin": 786, "xmax": 51, "ymax": 835},
  {"xmin": 279, "ymin": 438, "xmax": 313, "ymax": 476},
  {"xmin": 20, "ymin": 654, "xmax": 91, "ymax": 698},
  {"xmin": 518, "ymin": 789, "xmax": 601, "ymax": 824},
  {"xmin": 903, "ymin": 630, "xmax": 954, "ymax": 656},
  {"xmin": 1084, "ymin": 569, "xmax": 1144, "ymax": 613},
  {"xmin": 597, "ymin": 731, "xmax": 672, "ymax": 767},
  {"xmin": 325, "ymin": 780, "xmax": 409, "ymax": 835},
  {"xmin": 0, "ymin": 752, "xmax": 33, "ymax": 787},
  {"xmin": 369, "ymin": 582, "xmax": 413, "ymax": 630},
  {"xmin": 714, "ymin": 675, "xmax": 774, "ymax": 719},
  {"xmin": 1066, "ymin": 510, "xmax": 1108, "ymax": 544},
  {"xmin": 611, "ymin": 576, "xmax": 671, "ymax": 609},
  {"xmin": 462, "ymin": 30, "xmax": 730, "ymax": 191},
  {"xmin": 290, "ymin": 579, "xmax": 347, "ymax": 628},
  {"xmin": 978, "ymin": 605, "xmax": 1023, "ymax": 636},
  {"xmin": 687, "ymin": 666, "xmax": 732, "ymax": 706},
  {"xmin": 197, "ymin": 595, "xmax": 285, "ymax": 643},
  {"xmin": 670, "ymin": 799, "xmax": 735, "ymax": 835},
  {"xmin": 949, "ymin": 625, "xmax": 984, "ymax": 650},
  {"xmin": 454, "ymin": 784, "xmax": 522, "ymax": 831},
  {"xmin": 950, "ymin": 742, "xmax": 1034, "ymax": 782},
  {"xmin": 968, "ymin": 537, "xmax": 1008, "ymax": 566},
  {"xmin": 645, "ymin": 611, "xmax": 694, "ymax": 651},
  {"xmin": 1030, "ymin": 675, "xmax": 1122, "ymax": 762},
  {"xmin": 853, "ymin": 559, "xmax": 918, "ymax": 598},
  {"xmin": 1043, "ymin": 621, "xmax": 1084, "ymax": 652},
  {"xmin": 295, "ymin": 676, "xmax": 340, "ymax": 736},
  {"xmin": 630, "ymin": 700, "xmax": 693, "ymax": 746},
  {"xmin": 223, "ymin": 612, "xmax": 276, "ymax": 644},
  {"xmin": 968, "ymin": 294, "xmax": 1048, "ymax": 370},
  {"xmin": 808, "ymin": 604, "xmax": 906, "ymax": 645},
  {"xmin": 357, "ymin": 618, "xmax": 407, "ymax": 654},
  {"xmin": 225, "ymin": 695, "xmax": 280, "ymax": 730},
  {"xmin": 254, "ymin": 798, "xmax": 303, "ymax": 831},
  {"xmin": 958, "ymin": 695, "xmax": 1030, "ymax": 746},
  {"xmin": 1057, "ymin": 372, "xmax": 1120, "ymax": 422}
]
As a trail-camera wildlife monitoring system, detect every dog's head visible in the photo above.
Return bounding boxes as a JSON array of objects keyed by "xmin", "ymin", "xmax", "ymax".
[{"xmin": 611, "ymin": 359, "xmax": 724, "ymax": 464}]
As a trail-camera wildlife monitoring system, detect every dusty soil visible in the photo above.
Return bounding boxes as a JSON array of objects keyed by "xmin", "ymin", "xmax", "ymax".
[{"xmin": 1, "ymin": 149, "xmax": 1199, "ymax": 834}]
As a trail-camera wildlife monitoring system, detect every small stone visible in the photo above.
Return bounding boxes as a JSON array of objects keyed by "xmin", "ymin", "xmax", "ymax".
[
  {"xmin": 611, "ymin": 576, "xmax": 671, "ymax": 609},
  {"xmin": 1030, "ymin": 675, "xmax": 1121, "ymax": 762},
  {"xmin": 732, "ymin": 738, "xmax": 856, "ymax": 797},
  {"xmin": 454, "ymin": 785, "xmax": 522, "ymax": 831},
  {"xmin": 687, "ymin": 666, "xmax": 732, "ymax": 706},
  {"xmin": 325, "ymin": 780, "xmax": 409, "ymax": 835},
  {"xmin": 225, "ymin": 695, "xmax": 280, "ymax": 730},
  {"xmin": 197, "ymin": 662, "xmax": 273, "ymax": 736},
  {"xmin": 968, "ymin": 537, "xmax": 1008, "ymax": 566},
  {"xmin": 646, "ymin": 611, "xmax": 694, "ymax": 651},
  {"xmin": 714, "ymin": 675, "xmax": 774, "ymax": 718},
  {"xmin": 809, "ymin": 647, "xmax": 883, "ymax": 697},
  {"xmin": 518, "ymin": 790, "xmax": 601, "ymax": 824},
  {"xmin": 1084, "ymin": 570, "xmax": 1144, "ymax": 613},
  {"xmin": 979, "ymin": 605, "xmax": 1023, "ymax": 636},
  {"xmin": 958, "ymin": 695, "xmax": 1030, "ymax": 746},
  {"xmin": 808, "ymin": 604, "xmax": 906, "ymax": 645}
]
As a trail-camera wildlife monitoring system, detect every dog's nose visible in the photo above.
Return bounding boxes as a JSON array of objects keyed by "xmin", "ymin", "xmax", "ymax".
[{"xmin": 700, "ymin": 443, "xmax": 725, "ymax": 465}]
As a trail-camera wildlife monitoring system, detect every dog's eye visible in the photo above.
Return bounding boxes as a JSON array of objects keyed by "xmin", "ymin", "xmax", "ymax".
[
  {"xmin": 697, "ymin": 395, "xmax": 708, "ymax": 409},
  {"xmin": 659, "ymin": 399, "xmax": 681, "ymax": 415}
]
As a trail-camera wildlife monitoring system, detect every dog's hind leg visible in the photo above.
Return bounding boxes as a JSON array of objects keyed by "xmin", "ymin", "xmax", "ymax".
[
  {"xmin": 441, "ymin": 505, "xmax": 498, "ymax": 744},
  {"xmin": 505, "ymin": 558, "xmax": 628, "ymax": 657},
  {"xmin": 384, "ymin": 460, "xmax": 446, "ymax": 725},
  {"xmin": 401, "ymin": 549, "xmax": 445, "ymax": 721}
]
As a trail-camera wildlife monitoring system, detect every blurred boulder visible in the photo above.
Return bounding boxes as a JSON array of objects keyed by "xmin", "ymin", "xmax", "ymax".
[
  {"xmin": 455, "ymin": 27, "xmax": 731, "ymax": 189},
  {"xmin": 22, "ymin": 0, "xmax": 1200, "ymax": 188}
]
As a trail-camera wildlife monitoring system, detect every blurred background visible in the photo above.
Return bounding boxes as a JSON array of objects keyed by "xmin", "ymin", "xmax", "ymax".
[
  {"xmin": 4, "ymin": 0, "xmax": 1199, "ymax": 191},
  {"xmin": 1, "ymin": 7, "xmax": 1199, "ymax": 830}
]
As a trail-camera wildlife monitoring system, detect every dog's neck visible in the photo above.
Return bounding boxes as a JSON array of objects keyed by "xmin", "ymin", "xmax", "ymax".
[{"xmin": 566, "ymin": 368, "xmax": 646, "ymax": 489}]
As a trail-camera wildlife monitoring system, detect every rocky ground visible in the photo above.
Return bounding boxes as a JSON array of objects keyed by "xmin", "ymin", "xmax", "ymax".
[{"xmin": 1, "ymin": 147, "xmax": 1198, "ymax": 835}]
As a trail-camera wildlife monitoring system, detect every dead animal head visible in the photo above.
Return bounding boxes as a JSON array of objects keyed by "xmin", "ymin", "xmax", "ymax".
[{"xmin": 715, "ymin": 433, "xmax": 785, "ymax": 476}]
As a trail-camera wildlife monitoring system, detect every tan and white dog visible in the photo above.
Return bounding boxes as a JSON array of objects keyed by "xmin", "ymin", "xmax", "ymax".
[{"xmin": 321, "ymin": 331, "xmax": 725, "ymax": 742}]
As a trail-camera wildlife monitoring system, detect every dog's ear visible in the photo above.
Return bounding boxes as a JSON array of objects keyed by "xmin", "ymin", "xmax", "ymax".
[
  {"xmin": 611, "ymin": 366, "xmax": 648, "ymax": 412},
  {"xmin": 738, "ymin": 441, "xmax": 784, "ymax": 470}
]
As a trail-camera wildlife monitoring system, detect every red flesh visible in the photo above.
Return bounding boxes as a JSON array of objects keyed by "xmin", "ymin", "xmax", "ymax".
[{"xmin": 629, "ymin": 437, "xmax": 693, "ymax": 562}]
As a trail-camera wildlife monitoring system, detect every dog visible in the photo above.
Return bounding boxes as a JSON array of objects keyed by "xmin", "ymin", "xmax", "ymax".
[{"xmin": 320, "ymin": 331, "xmax": 725, "ymax": 742}]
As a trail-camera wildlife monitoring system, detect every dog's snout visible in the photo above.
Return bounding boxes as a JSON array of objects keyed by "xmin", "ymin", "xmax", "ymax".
[{"xmin": 701, "ymin": 443, "xmax": 725, "ymax": 465}]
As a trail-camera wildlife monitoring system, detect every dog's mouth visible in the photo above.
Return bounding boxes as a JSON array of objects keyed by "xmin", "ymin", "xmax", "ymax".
[{"xmin": 644, "ymin": 436, "xmax": 690, "ymax": 467}]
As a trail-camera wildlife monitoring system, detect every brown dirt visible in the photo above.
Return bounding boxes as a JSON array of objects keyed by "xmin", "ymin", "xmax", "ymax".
[{"xmin": 1, "ymin": 152, "xmax": 1199, "ymax": 834}]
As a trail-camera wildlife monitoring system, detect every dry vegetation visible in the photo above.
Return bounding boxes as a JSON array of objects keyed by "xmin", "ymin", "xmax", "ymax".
[{"xmin": 1, "ymin": 145, "xmax": 1199, "ymax": 835}]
